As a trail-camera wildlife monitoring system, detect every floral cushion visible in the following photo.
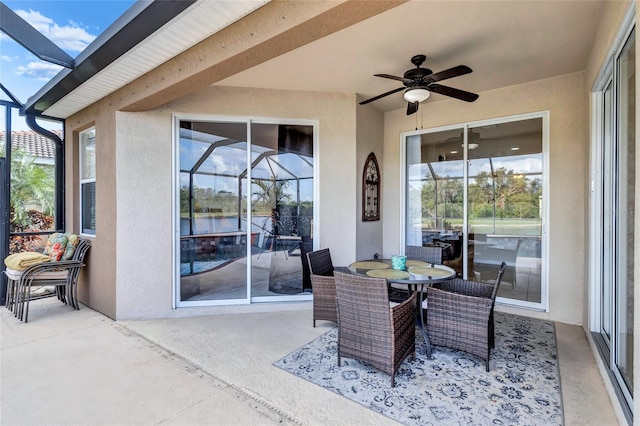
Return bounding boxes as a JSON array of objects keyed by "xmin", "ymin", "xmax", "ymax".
[
  {"xmin": 63, "ymin": 234, "xmax": 79, "ymax": 260},
  {"xmin": 43, "ymin": 233, "xmax": 68, "ymax": 261}
]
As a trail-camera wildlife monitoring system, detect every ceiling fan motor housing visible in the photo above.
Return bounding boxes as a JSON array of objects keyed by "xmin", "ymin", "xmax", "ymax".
[{"xmin": 403, "ymin": 67, "xmax": 432, "ymax": 85}]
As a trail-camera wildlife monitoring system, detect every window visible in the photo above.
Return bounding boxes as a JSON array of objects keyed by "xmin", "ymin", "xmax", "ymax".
[{"xmin": 80, "ymin": 128, "xmax": 96, "ymax": 235}]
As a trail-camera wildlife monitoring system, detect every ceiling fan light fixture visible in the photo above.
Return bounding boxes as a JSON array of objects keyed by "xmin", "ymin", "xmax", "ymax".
[
  {"xmin": 404, "ymin": 87, "xmax": 430, "ymax": 103},
  {"xmin": 462, "ymin": 143, "xmax": 480, "ymax": 150}
]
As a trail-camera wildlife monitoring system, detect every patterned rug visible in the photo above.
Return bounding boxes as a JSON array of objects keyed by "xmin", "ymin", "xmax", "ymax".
[{"xmin": 274, "ymin": 312, "xmax": 563, "ymax": 425}]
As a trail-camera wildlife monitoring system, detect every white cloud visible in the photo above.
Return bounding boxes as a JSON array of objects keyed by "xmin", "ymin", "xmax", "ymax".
[
  {"xmin": 16, "ymin": 9, "xmax": 97, "ymax": 54},
  {"xmin": 15, "ymin": 61, "xmax": 63, "ymax": 81},
  {"xmin": 1, "ymin": 55, "xmax": 19, "ymax": 62}
]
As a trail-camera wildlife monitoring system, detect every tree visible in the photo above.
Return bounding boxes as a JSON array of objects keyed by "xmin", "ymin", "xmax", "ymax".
[
  {"xmin": 8, "ymin": 148, "xmax": 55, "ymax": 226},
  {"xmin": 1, "ymin": 147, "xmax": 56, "ymax": 253}
]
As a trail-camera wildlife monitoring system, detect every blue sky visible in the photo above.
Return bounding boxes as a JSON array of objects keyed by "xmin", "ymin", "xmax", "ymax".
[{"xmin": 1, "ymin": 1, "xmax": 135, "ymax": 106}]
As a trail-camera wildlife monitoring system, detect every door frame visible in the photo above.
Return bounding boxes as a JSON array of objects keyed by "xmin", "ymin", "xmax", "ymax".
[
  {"xmin": 400, "ymin": 111, "xmax": 550, "ymax": 311},
  {"xmin": 172, "ymin": 114, "xmax": 318, "ymax": 308}
]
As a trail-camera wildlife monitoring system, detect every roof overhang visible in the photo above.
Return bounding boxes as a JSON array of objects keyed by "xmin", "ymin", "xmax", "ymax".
[{"xmin": 23, "ymin": 0, "xmax": 269, "ymax": 118}]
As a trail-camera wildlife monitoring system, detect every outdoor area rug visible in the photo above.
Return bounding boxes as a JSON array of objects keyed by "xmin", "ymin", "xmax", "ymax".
[{"xmin": 274, "ymin": 312, "xmax": 563, "ymax": 425}]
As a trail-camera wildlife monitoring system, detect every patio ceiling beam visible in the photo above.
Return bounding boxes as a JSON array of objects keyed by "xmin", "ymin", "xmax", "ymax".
[
  {"xmin": 120, "ymin": 0, "xmax": 406, "ymax": 113},
  {"xmin": 0, "ymin": 3, "xmax": 74, "ymax": 69}
]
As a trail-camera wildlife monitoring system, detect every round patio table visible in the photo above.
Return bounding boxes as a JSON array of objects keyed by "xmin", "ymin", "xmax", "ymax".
[{"xmin": 348, "ymin": 258, "xmax": 455, "ymax": 358}]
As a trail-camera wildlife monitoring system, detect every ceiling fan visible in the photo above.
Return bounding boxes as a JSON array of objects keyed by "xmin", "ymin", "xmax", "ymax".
[{"xmin": 359, "ymin": 54, "xmax": 479, "ymax": 115}]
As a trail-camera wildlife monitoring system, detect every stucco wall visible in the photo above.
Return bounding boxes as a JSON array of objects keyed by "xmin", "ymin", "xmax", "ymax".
[
  {"xmin": 114, "ymin": 86, "xmax": 358, "ymax": 319},
  {"xmin": 382, "ymin": 72, "xmax": 587, "ymax": 325},
  {"xmin": 65, "ymin": 114, "xmax": 118, "ymax": 319},
  {"xmin": 355, "ymin": 104, "xmax": 384, "ymax": 260}
]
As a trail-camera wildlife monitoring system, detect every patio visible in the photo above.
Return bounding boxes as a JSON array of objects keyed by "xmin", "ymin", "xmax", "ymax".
[
  {"xmin": 1, "ymin": 299, "xmax": 617, "ymax": 425},
  {"xmin": 0, "ymin": 0, "xmax": 635, "ymax": 422}
]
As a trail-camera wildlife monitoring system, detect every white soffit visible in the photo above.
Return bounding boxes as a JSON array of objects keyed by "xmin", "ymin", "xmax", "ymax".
[{"xmin": 44, "ymin": 0, "xmax": 270, "ymax": 118}]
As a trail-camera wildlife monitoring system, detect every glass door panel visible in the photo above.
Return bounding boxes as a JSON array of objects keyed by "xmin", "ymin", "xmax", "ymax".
[
  {"xmin": 178, "ymin": 120, "xmax": 248, "ymax": 302},
  {"xmin": 467, "ymin": 120, "xmax": 543, "ymax": 303},
  {"xmin": 405, "ymin": 128, "xmax": 465, "ymax": 275},
  {"xmin": 614, "ymin": 30, "xmax": 634, "ymax": 395},
  {"xmin": 250, "ymin": 124, "xmax": 314, "ymax": 299}
]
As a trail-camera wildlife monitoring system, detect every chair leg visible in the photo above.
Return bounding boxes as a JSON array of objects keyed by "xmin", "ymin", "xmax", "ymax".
[
  {"xmin": 5, "ymin": 278, "xmax": 15, "ymax": 310},
  {"xmin": 23, "ymin": 282, "xmax": 33, "ymax": 323}
]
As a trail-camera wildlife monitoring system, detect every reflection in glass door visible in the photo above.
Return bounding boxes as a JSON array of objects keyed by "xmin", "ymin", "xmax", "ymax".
[
  {"xmin": 404, "ymin": 115, "xmax": 546, "ymax": 309},
  {"xmin": 178, "ymin": 121, "xmax": 249, "ymax": 302},
  {"xmin": 177, "ymin": 119, "xmax": 315, "ymax": 305},
  {"xmin": 467, "ymin": 119, "xmax": 544, "ymax": 306},
  {"xmin": 249, "ymin": 123, "xmax": 314, "ymax": 300},
  {"xmin": 405, "ymin": 128, "xmax": 464, "ymax": 273}
]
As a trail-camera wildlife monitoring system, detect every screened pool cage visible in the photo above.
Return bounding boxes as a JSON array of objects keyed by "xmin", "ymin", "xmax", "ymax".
[
  {"xmin": 179, "ymin": 122, "xmax": 315, "ymax": 284},
  {"xmin": 1, "ymin": 85, "xmax": 65, "ymax": 305}
]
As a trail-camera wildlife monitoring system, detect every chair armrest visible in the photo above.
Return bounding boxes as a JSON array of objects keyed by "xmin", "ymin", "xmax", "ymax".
[
  {"xmin": 310, "ymin": 274, "xmax": 336, "ymax": 292},
  {"xmin": 20, "ymin": 260, "xmax": 85, "ymax": 281},
  {"xmin": 391, "ymin": 292, "xmax": 416, "ymax": 326},
  {"xmin": 434, "ymin": 278, "xmax": 494, "ymax": 299},
  {"xmin": 426, "ymin": 287, "xmax": 493, "ymax": 321},
  {"xmin": 333, "ymin": 266, "xmax": 352, "ymax": 274}
]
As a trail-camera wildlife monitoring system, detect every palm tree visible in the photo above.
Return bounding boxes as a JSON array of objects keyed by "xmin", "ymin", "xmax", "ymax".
[{"xmin": 6, "ymin": 147, "xmax": 55, "ymax": 227}]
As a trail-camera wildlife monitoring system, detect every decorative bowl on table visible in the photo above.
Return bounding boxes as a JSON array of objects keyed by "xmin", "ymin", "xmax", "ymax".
[{"xmin": 390, "ymin": 255, "xmax": 407, "ymax": 270}]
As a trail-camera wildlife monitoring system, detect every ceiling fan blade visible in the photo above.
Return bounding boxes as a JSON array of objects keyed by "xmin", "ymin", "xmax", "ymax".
[
  {"xmin": 406, "ymin": 101, "xmax": 418, "ymax": 115},
  {"xmin": 359, "ymin": 86, "xmax": 405, "ymax": 105},
  {"xmin": 374, "ymin": 73, "xmax": 413, "ymax": 85},
  {"xmin": 428, "ymin": 84, "xmax": 479, "ymax": 102},
  {"xmin": 426, "ymin": 65, "xmax": 472, "ymax": 83}
]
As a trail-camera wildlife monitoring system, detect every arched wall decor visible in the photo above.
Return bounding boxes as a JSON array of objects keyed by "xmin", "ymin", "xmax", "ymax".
[{"xmin": 362, "ymin": 152, "xmax": 380, "ymax": 221}]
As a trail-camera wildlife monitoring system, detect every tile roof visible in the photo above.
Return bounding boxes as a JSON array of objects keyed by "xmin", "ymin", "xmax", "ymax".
[{"xmin": 0, "ymin": 130, "xmax": 62, "ymax": 159}]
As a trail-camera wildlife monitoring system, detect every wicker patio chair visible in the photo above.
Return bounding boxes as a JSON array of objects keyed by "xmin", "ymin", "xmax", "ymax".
[
  {"xmin": 309, "ymin": 273, "xmax": 338, "ymax": 326},
  {"xmin": 299, "ymin": 241, "xmax": 314, "ymax": 291},
  {"xmin": 390, "ymin": 245, "xmax": 444, "ymax": 300},
  {"xmin": 10, "ymin": 238, "xmax": 91, "ymax": 323},
  {"xmin": 425, "ymin": 271, "xmax": 500, "ymax": 371},
  {"xmin": 334, "ymin": 271, "xmax": 416, "ymax": 387},
  {"xmin": 306, "ymin": 248, "xmax": 335, "ymax": 276},
  {"xmin": 307, "ymin": 248, "xmax": 337, "ymax": 326},
  {"xmin": 405, "ymin": 245, "xmax": 443, "ymax": 264},
  {"xmin": 489, "ymin": 262, "xmax": 507, "ymax": 348}
]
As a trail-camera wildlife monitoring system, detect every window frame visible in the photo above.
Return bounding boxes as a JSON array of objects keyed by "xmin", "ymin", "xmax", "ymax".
[{"xmin": 79, "ymin": 127, "xmax": 96, "ymax": 236}]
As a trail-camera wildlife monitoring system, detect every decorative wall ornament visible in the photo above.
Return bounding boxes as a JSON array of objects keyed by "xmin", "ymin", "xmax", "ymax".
[{"xmin": 362, "ymin": 152, "xmax": 380, "ymax": 221}]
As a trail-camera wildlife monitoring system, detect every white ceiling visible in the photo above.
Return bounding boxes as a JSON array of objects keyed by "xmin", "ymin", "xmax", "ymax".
[{"xmin": 217, "ymin": 1, "xmax": 606, "ymax": 114}]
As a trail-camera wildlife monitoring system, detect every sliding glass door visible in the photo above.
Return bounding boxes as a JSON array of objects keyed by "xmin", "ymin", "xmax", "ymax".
[
  {"xmin": 404, "ymin": 114, "xmax": 547, "ymax": 309},
  {"xmin": 593, "ymin": 24, "xmax": 635, "ymax": 416},
  {"xmin": 177, "ymin": 118, "xmax": 315, "ymax": 305}
]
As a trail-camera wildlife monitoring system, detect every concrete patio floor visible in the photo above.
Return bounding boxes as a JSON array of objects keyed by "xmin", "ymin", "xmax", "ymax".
[{"xmin": 1, "ymin": 297, "xmax": 621, "ymax": 425}]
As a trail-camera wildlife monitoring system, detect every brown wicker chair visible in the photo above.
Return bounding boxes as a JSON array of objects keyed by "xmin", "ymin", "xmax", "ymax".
[
  {"xmin": 334, "ymin": 271, "xmax": 416, "ymax": 387},
  {"xmin": 405, "ymin": 245, "xmax": 443, "ymax": 264},
  {"xmin": 425, "ymin": 270, "xmax": 501, "ymax": 371},
  {"xmin": 306, "ymin": 248, "xmax": 335, "ymax": 276},
  {"xmin": 391, "ymin": 246, "xmax": 444, "ymax": 300},
  {"xmin": 309, "ymin": 273, "xmax": 337, "ymax": 326},
  {"xmin": 489, "ymin": 262, "xmax": 507, "ymax": 348},
  {"xmin": 307, "ymin": 248, "xmax": 337, "ymax": 326}
]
